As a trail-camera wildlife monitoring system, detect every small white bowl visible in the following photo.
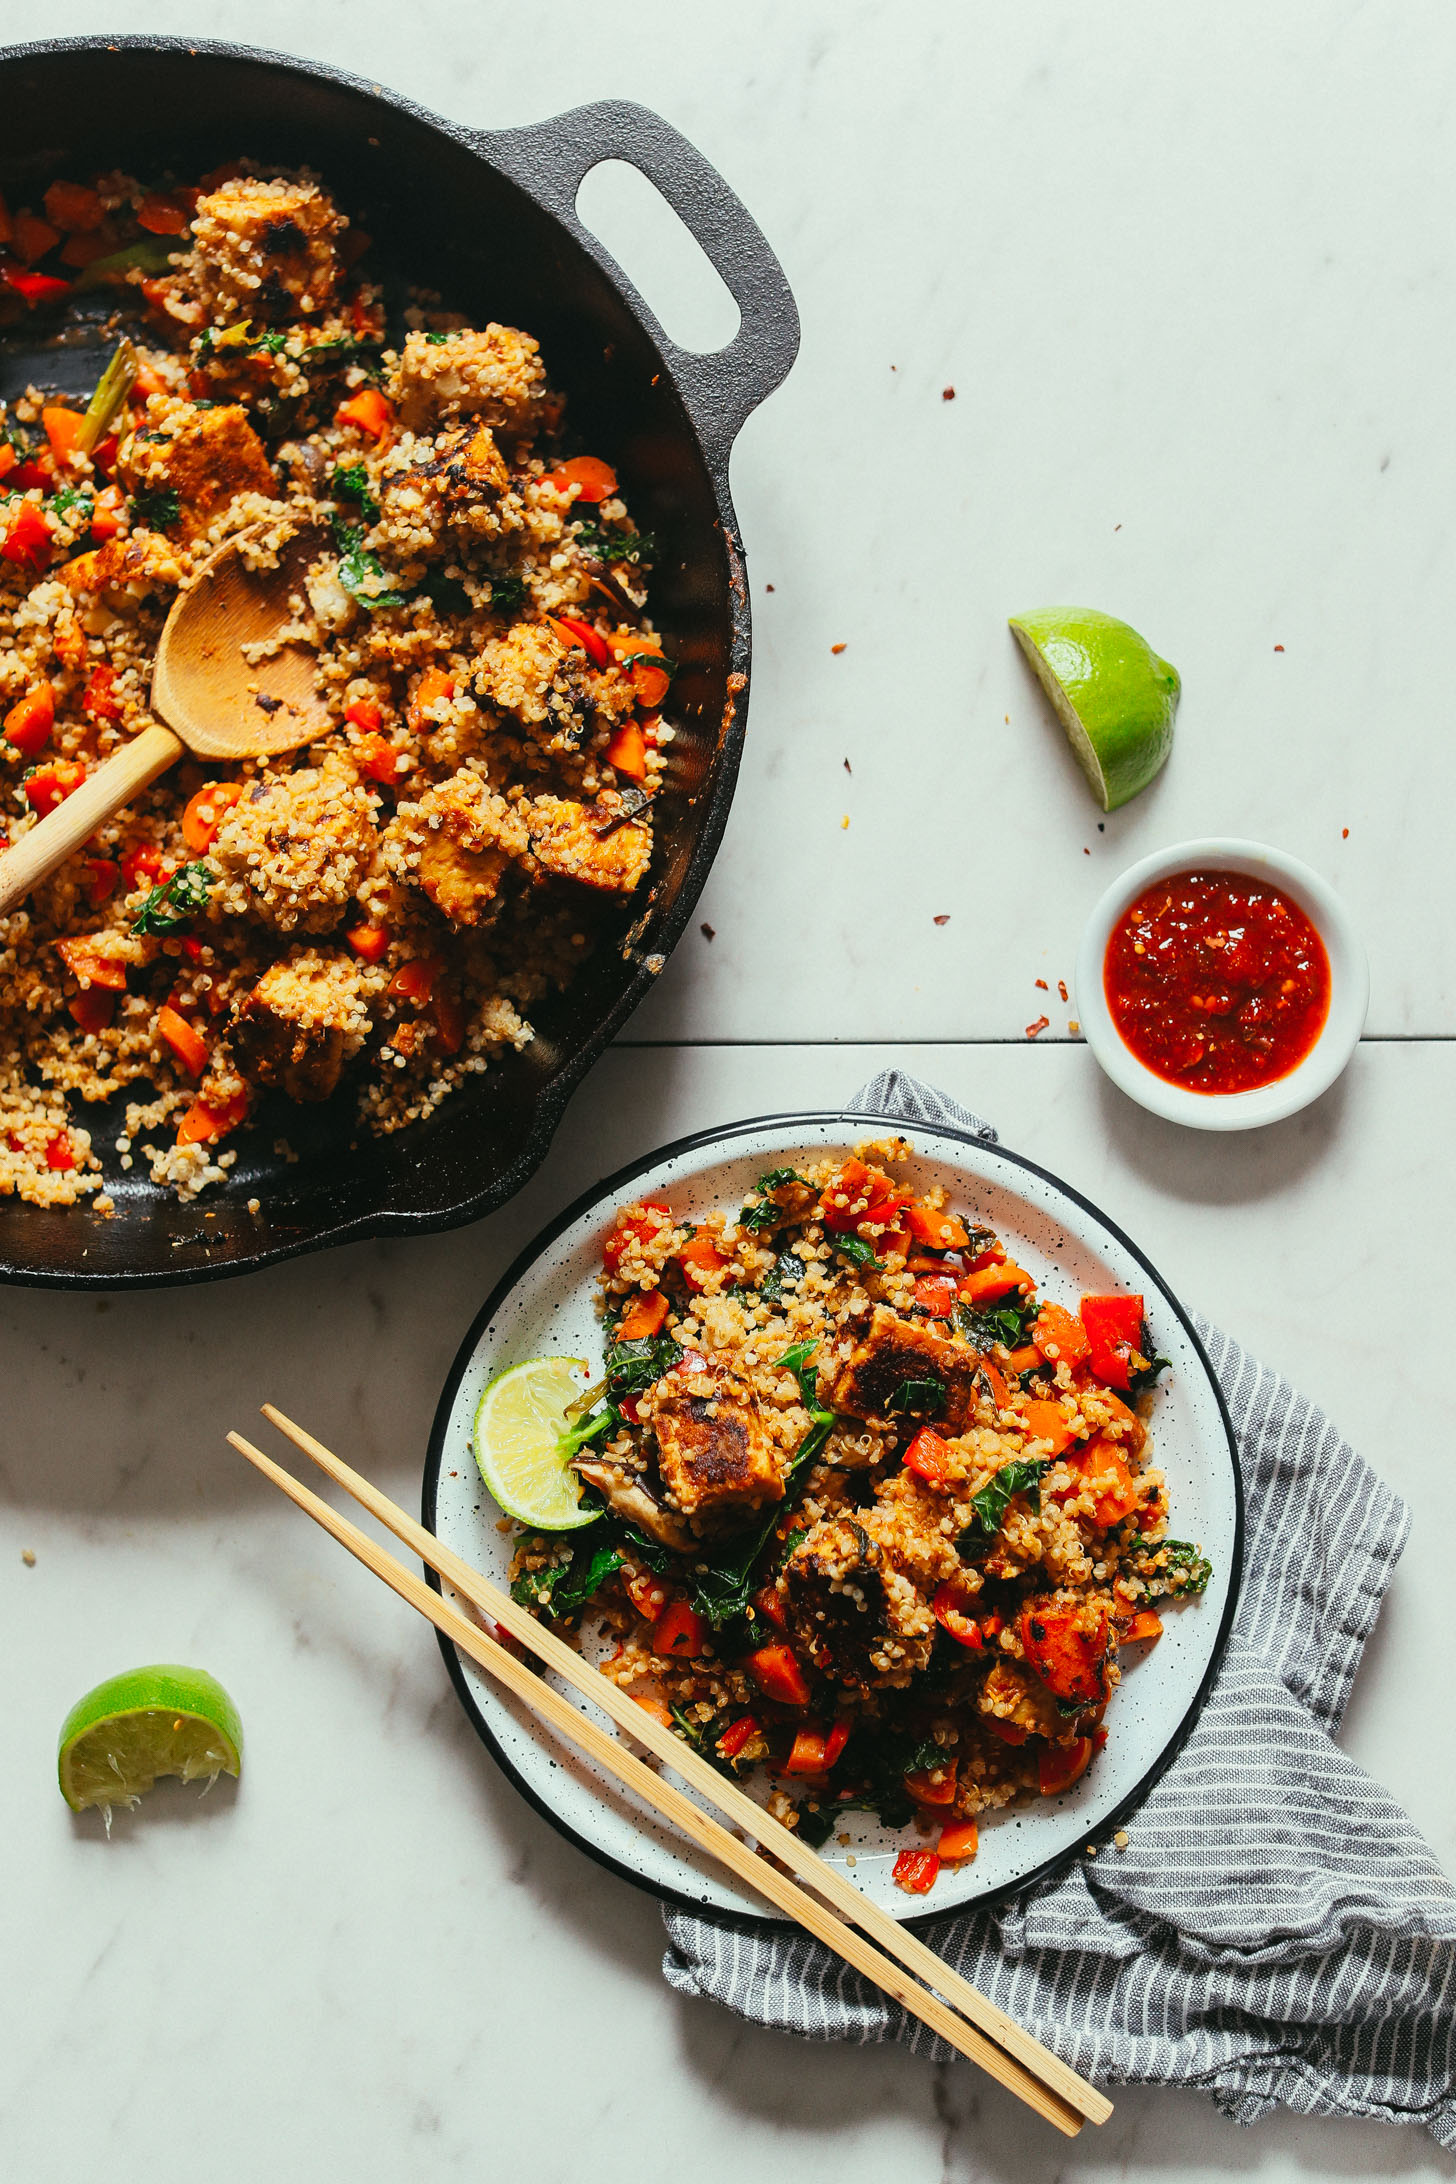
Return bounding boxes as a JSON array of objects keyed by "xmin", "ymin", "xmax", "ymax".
[{"xmin": 1076, "ymin": 838, "xmax": 1369, "ymax": 1132}]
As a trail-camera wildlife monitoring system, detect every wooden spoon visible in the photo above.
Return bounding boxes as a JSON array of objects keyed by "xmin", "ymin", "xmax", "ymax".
[{"xmin": 0, "ymin": 522, "xmax": 331, "ymax": 917}]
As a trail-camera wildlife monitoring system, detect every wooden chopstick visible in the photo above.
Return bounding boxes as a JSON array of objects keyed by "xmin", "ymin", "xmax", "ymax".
[
  {"xmin": 228, "ymin": 1427, "xmax": 1084, "ymax": 2134},
  {"xmin": 253, "ymin": 1404, "xmax": 1112, "ymax": 2131}
]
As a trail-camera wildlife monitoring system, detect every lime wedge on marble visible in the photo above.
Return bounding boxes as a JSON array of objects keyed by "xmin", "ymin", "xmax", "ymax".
[
  {"xmin": 1009, "ymin": 605, "xmax": 1180, "ymax": 810},
  {"xmin": 473, "ymin": 1356, "xmax": 601, "ymax": 1530},
  {"xmin": 58, "ymin": 1665, "xmax": 242, "ymax": 1814}
]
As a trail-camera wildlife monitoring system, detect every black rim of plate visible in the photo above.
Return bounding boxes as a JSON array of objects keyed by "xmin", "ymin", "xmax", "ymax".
[{"xmin": 422, "ymin": 1107, "xmax": 1245, "ymax": 1932}]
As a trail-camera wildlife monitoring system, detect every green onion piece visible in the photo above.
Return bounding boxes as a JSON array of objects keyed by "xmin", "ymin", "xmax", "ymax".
[{"xmin": 75, "ymin": 339, "xmax": 139, "ymax": 456}]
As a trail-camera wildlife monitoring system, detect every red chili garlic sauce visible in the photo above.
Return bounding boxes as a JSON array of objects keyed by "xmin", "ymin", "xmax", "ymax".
[{"xmin": 1103, "ymin": 869, "xmax": 1331, "ymax": 1093}]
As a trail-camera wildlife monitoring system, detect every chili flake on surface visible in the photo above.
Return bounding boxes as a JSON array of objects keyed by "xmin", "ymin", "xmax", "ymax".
[{"xmin": 1104, "ymin": 868, "xmax": 1330, "ymax": 1094}]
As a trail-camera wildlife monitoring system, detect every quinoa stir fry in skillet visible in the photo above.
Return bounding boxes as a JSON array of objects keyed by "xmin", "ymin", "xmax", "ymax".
[
  {"xmin": 0, "ymin": 166, "xmax": 671, "ymax": 1206},
  {"xmin": 509, "ymin": 1141, "xmax": 1212, "ymax": 1896}
]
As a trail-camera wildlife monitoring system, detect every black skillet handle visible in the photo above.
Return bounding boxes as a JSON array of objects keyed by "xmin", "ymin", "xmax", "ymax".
[{"xmin": 477, "ymin": 100, "xmax": 800, "ymax": 471}]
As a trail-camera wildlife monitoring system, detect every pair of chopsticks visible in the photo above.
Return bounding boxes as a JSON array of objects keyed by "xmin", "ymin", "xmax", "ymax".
[{"xmin": 229, "ymin": 1408, "xmax": 1111, "ymax": 2138}]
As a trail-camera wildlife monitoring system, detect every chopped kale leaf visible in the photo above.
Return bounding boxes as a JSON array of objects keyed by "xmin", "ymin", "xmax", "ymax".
[
  {"xmin": 604, "ymin": 1330, "xmax": 682, "ymax": 1398},
  {"xmin": 129, "ymin": 486, "xmax": 181, "ymax": 531},
  {"xmin": 759, "ymin": 1249, "xmax": 805, "ymax": 1303},
  {"xmin": 956, "ymin": 1296, "xmax": 1035, "ymax": 1351},
  {"xmin": 330, "ymin": 461, "xmax": 380, "ymax": 523},
  {"xmin": 959, "ymin": 1456, "xmax": 1048, "ymax": 1554},
  {"xmin": 793, "ymin": 1801, "xmax": 836, "ymax": 1849},
  {"xmin": 832, "ymin": 1232, "xmax": 881, "ymax": 1271},
  {"xmin": 886, "ymin": 1375, "xmax": 947, "ymax": 1418},
  {"xmin": 775, "ymin": 1339, "xmax": 821, "ymax": 1411},
  {"xmin": 575, "ymin": 520, "xmax": 656, "ymax": 565},
  {"xmin": 332, "ymin": 518, "xmax": 404, "ymax": 611},
  {"xmin": 130, "ymin": 860, "xmax": 213, "ymax": 935},
  {"xmin": 487, "ymin": 574, "xmax": 527, "ymax": 613},
  {"xmin": 510, "ymin": 1535, "xmax": 621, "ymax": 1620},
  {"xmin": 1155, "ymin": 1540, "xmax": 1212, "ymax": 1597},
  {"xmin": 739, "ymin": 1167, "xmax": 807, "ymax": 1232}
]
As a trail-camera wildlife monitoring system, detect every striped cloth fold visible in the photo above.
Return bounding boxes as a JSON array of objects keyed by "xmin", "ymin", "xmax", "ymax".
[{"xmin": 661, "ymin": 1071, "xmax": 1456, "ymax": 2144}]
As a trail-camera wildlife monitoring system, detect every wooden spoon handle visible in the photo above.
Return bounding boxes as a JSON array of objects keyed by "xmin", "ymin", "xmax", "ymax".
[{"xmin": 0, "ymin": 722, "xmax": 183, "ymax": 917}]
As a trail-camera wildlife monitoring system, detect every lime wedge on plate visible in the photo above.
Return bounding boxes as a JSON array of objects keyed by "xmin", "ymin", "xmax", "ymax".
[
  {"xmin": 1009, "ymin": 605, "xmax": 1180, "ymax": 810},
  {"xmin": 474, "ymin": 1356, "xmax": 600, "ymax": 1530},
  {"xmin": 58, "ymin": 1664, "xmax": 243, "ymax": 1814}
]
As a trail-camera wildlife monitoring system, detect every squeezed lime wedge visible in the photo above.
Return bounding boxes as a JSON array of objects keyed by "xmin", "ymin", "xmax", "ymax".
[{"xmin": 1010, "ymin": 605, "xmax": 1180, "ymax": 810}]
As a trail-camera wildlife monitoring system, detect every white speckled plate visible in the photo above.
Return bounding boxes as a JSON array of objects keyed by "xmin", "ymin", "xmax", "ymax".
[{"xmin": 423, "ymin": 1110, "xmax": 1242, "ymax": 1926}]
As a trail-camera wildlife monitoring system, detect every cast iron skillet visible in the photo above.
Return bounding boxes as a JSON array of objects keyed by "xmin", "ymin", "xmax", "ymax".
[{"xmin": 0, "ymin": 36, "xmax": 798, "ymax": 1288}]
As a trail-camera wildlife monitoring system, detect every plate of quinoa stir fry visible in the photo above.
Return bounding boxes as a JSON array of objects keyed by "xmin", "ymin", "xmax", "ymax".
[
  {"xmin": 0, "ymin": 162, "xmax": 671, "ymax": 1209},
  {"xmin": 426, "ymin": 1115, "xmax": 1240, "ymax": 1920}
]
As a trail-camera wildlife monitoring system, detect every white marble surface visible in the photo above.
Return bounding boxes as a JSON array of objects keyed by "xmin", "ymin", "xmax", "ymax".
[{"xmin": 3, "ymin": 5, "xmax": 1456, "ymax": 2180}]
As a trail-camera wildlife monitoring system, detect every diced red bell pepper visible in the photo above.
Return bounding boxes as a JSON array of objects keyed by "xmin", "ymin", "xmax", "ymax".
[
  {"xmin": 388, "ymin": 954, "xmax": 443, "ymax": 1004},
  {"xmin": 784, "ymin": 1720, "xmax": 851, "ymax": 1775},
  {"xmin": 543, "ymin": 454, "xmax": 617, "ymax": 502},
  {"xmin": 904, "ymin": 1759, "xmax": 958, "ymax": 1807},
  {"xmin": 892, "ymin": 1847, "xmax": 940, "ymax": 1896},
  {"xmin": 341, "ymin": 922, "xmax": 388, "ymax": 963},
  {"xmin": 984, "ymin": 1716, "xmax": 1027, "ymax": 1745},
  {"xmin": 745, "ymin": 1643, "xmax": 810, "ymax": 1707},
  {"xmin": 1037, "ymin": 1736, "xmax": 1094, "ymax": 1797},
  {"xmin": 336, "ymin": 387, "xmax": 393, "ymax": 438},
  {"xmin": 136, "ymin": 193, "xmax": 191, "ymax": 236},
  {"xmin": 1, "ymin": 500, "xmax": 53, "ymax": 568},
  {"xmin": 1031, "ymin": 1300, "xmax": 1091, "ymax": 1366},
  {"xmin": 931, "ymin": 1582, "xmax": 983, "ymax": 1648},
  {"xmin": 751, "ymin": 1583, "xmax": 788, "ymax": 1632},
  {"xmin": 68, "ymin": 987, "xmax": 115, "ymax": 1034},
  {"xmin": 43, "ymin": 182, "xmax": 102, "ymax": 234},
  {"xmin": 547, "ymin": 613, "xmax": 611, "ymax": 670},
  {"xmin": 84, "ymin": 857, "xmax": 118, "ymax": 906},
  {"xmin": 353, "ymin": 732, "xmax": 403, "ymax": 785},
  {"xmin": 716, "ymin": 1713, "xmax": 761, "ymax": 1760},
  {"xmin": 431, "ymin": 988, "xmax": 466, "ymax": 1054},
  {"xmin": 4, "ymin": 683, "xmax": 54, "ymax": 754},
  {"xmin": 906, "ymin": 1202, "xmax": 970, "ymax": 1250},
  {"xmin": 937, "ymin": 1819, "xmax": 979, "ymax": 1864},
  {"xmin": 817, "ymin": 1156, "xmax": 909, "ymax": 1237},
  {"xmin": 55, "ymin": 937, "xmax": 126, "ymax": 990},
  {"xmin": 676, "ymin": 1232, "xmax": 736, "ymax": 1291},
  {"xmin": 23, "ymin": 758, "xmax": 85, "ymax": 815},
  {"xmin": 45, "ymin": 1131, "xmax": 75, "ymax": 1172},
  {"xmin": 602, "ymin": 1201, "xmax": 671, "ymax": 1273},
  {"xmin": 623, "ymin": 1567, "xmax": 670, "ymax": 1622},
  {"xmin": 912, "ymin": 1274, "xmax": 958, "ymax": 1318},
  {"xmin": 82, "ymin": 663, "xmax": 124, "ymax": 723},
  {"xmin": 1, "ymin": 266, "xmax": 70, "ymax": 307},
  {"xmin": 904, "ymin": 1428, "xmax": 951, "ymax": 1488},
  {"xmin": 1079, "ymin": 1293, "xmax": 1146, "ymax": 1390},
  {"xmin": 179, "ymin": 779, "xmax": 242, "ymax": 854},
  {"xmin": 654, "ymin": 1599, "xmax": 706, "ymax": 1659},
  {"xmin": 119, "ymin": 840, "xmax": 165, "ymax": 889}
]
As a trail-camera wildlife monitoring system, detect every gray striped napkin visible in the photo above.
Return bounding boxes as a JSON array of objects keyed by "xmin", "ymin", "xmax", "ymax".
[{"xmin": 661, "ymin": 1071, "xmax": 1456, "ymax": 2145}]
